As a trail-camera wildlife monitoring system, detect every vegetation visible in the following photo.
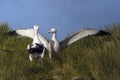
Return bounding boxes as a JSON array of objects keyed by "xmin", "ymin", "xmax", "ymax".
[{"xmin": 0, "ymin": 23, "xmax": 120, "ymax": 80}]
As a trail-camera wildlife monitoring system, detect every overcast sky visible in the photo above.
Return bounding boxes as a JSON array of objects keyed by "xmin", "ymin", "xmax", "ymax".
[{"xmin": 0, "ymin": 0, "xmax": 120, "ymax": 40}]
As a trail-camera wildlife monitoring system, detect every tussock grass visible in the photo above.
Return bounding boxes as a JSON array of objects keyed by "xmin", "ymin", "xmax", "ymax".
[{"xmin": 0, "ymin": 23, "xmax": 120, "ymax": 80}]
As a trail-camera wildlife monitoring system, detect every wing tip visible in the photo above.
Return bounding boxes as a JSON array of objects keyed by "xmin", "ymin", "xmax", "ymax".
[
  {"xmin": 6, "ymin": 30, "xmax": 19, "ymax": 36},
  {"xmin": 95, "ymin": 30, "xmax": 111, "ymax": 36}
]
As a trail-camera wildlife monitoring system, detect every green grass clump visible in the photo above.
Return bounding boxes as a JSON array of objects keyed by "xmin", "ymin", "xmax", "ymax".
[{"xmin": 0, "ymin": 23, "xmax": 120, "ymax": 80}]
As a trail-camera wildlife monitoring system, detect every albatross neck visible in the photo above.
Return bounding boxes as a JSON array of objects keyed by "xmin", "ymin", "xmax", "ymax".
[
  {"xmin": 33, "ymin": 29, "xmax": 41, "ymax": 44},
  {"xmin": 34, "ymin": 29, "xmax": 38, "ymax": 34},
  {"xmin": 51, "ymin": 32, "xmax": 57, "ymax": 41}
]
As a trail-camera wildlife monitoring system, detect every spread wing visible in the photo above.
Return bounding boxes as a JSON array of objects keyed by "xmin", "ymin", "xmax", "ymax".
[
  {"xmin": 6, "ymin": 29, "xmax": 34, "ymax": 39},
  {"xmin": 38, "ymin": 34, "xmax": 49, "ymax": 49},
  {"xmin": 60, "ymin": 29, "xmax": 110, "ymax": 49},
  {"xmin": 6, "ymin": 29, "xmax": 49, "ymax": 49}
]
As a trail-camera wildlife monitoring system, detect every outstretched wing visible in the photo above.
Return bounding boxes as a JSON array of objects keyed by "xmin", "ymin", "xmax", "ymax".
[
  {"xmin": 6, "ymin": 29, "xmax": 34, "ymax": 39},
  {"xmin": 6, "ymin": 29, "xmax": 49, "ymax": 49},
  {"xmin": 38, "ymin": 34, "xmax": 49, "ymax": 49},
  {"xmin": 60, "ymin": 29, "xmax": 110, "ymax": 49}
]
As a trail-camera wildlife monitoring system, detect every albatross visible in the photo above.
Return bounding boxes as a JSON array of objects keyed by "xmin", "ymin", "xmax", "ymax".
[
  {"xmin": 47, "ymin": 28, "xmax": 110, "ymax": 59},
  {"xmin": 7, "ymin": 26, "xmax": 110, "ymax": 59},
  {"xmin": 6, "ymin": 25, "xmax": 45, "ymax": 61}
]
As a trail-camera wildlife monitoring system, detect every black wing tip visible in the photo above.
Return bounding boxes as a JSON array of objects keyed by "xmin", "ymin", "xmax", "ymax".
[
  {"xmin": 6, "ymin": 30, "xmax": 18, "ymax": 36},
  {"xmin": 96, "ymin": 30, "xmax": 111, "ymax": 36}
]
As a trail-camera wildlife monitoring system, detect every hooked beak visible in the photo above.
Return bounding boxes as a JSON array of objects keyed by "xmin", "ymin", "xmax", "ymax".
[{"xmin": 47, "ymin": 30, "xmax": 52, "ymax": 33}]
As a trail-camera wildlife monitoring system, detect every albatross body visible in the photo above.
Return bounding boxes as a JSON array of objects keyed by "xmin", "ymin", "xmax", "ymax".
[{"xmin": 48, "ymin": 29, "xmax": 61, "ymax": 58}]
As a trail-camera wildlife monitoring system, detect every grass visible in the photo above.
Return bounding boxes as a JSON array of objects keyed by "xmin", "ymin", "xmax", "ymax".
[{"xmin": 0, "ymin": 23, "xmax": 120, "ymax": 80}]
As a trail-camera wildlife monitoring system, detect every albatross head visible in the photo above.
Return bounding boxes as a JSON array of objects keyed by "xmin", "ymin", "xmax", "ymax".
[
  {"xmin": 48, "ymin": 28, "xmax": 56, "ymax": 33},
  {"xmin": 34, "ymin": 24, "xmax": 39, "ymax": 30}
]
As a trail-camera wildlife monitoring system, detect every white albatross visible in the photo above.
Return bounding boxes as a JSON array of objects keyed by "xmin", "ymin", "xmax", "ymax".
[
  {"xmin": 6, "ymin": 25, "xmax": 45, "ymax": 62},
  {"xmin": 46, "ymin": 28, "xmax": 110, "ymax": 59}
]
